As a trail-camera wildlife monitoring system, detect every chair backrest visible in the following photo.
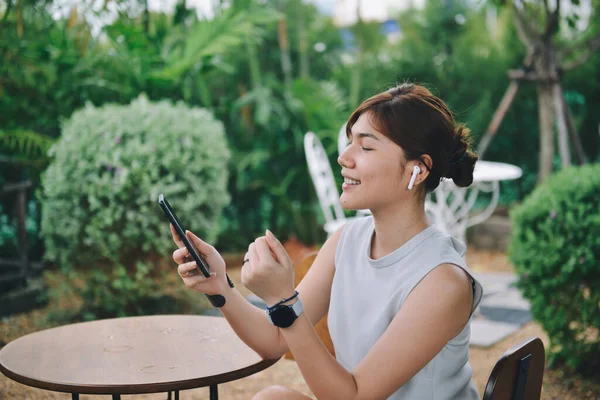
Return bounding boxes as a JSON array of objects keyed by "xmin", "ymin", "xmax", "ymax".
[
  {"xmin": 483, "ymin": 337, "xmax": 545, "ymax": 400},
  {"xmin": 337, "ymin": 122, "xmax": 348, "ymax": 157},
  {"xmin": 304, "ymin": 132, "xmax": 346, "ymax": 225}
]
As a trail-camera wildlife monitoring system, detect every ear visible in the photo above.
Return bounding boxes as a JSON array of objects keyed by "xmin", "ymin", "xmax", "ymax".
[
  {"xmin": 418, "ymin": 155, "xmax": 432, "ymax": 181},
  {"xmin": 408, "ymin": 156, "xmax": 431, "ymax": 190}
]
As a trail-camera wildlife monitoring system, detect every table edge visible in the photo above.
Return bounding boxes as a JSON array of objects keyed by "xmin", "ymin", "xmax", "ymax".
[
  {"xmin": 1, "ymin": 355, "xmax": 280, "ymax": 395},
  {"xmin": 472, "ymin": 161, "xmax": 523, "ymax": 182}
]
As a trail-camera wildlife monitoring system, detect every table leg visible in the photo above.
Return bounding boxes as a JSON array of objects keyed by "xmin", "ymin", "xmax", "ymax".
[
  {"xmin": 112, "ymin": 395, "xmax": 121, "ymax": 400},
  {"xmin": 210, "ymin": 384, "xmax": 219, "ymax": 400},
  {"xmin": 72, "ymin": 394, "xmax": 79, "ymax": 400},
  {"xmin": 167, "ymin": 391, "xmax": 179, "ymax": 400}
]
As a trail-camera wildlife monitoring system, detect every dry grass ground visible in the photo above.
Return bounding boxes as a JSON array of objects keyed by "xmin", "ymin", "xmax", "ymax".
[{"xmin": 1, "ymin": 248, "xmax": 599, "ymax": 399}]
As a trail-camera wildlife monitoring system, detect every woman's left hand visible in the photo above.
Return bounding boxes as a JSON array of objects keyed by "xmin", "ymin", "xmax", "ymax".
[{"xmin": 241, "ymin": 230, "xmax": 296, "ymax": 307}]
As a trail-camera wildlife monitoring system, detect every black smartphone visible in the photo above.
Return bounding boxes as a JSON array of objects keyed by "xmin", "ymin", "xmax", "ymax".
[{"xmin": 158, "ymin": 194, "xmax": 233, "ymax": 307}]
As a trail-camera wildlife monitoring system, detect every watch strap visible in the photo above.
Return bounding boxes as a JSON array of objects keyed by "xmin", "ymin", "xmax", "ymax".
[
  {"xmin": 290, "ymin": 296, "xmax": 304, "ymax": 316},
  {"xmin": 266, "ymin": 297, "xmax": 303, "ymax": 327}
]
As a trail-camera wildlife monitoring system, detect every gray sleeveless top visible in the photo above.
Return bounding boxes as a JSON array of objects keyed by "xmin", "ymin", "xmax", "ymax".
[{"xmin": 328, "ymin": 216, "xmax": 483, "ymax": 400}]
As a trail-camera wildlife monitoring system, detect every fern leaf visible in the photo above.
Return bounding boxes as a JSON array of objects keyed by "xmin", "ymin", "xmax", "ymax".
[{"xmin": 0, "ymin": 129, "xmax": 55, "ymax": 160}]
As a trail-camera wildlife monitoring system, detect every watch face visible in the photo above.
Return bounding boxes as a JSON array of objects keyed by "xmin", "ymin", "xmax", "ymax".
[{"xmin": 270, "ymin": 305, "xmax": 296, "ymax": 328}]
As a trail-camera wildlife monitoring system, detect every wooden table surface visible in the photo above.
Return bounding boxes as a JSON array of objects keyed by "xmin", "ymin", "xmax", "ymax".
[{"xmin": 0, "ymin": 315, "xmax": 279, "ymax": 395}]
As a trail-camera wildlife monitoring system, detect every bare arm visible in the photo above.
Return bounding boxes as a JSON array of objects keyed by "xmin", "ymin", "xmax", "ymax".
[
  {"xmin": 172, "ymin": 225, "xmax": 342, "ymax": 360},
  {"xmin": 217, "ymin": 285, "xmax": 286, "ymax": 359},
  {"xmin": 279, "ymin": 263, "xmax": 473, "ymax": 400}
]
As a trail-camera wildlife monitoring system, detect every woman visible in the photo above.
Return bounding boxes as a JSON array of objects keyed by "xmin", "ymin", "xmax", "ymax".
[{"xmin": 170, "ymin": 83, "xmax": 483, "ymax": 399}]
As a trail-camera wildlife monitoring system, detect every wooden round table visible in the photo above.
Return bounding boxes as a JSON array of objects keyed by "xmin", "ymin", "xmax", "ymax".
[{"xmin": 0, "ymin": 315, "xmax": 280, "ymax": 399}]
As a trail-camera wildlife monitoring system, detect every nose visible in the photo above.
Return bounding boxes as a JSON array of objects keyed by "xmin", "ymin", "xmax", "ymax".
[{"xmin": 337, "ymin": 146, "xmax": 355, "ymax": 169}]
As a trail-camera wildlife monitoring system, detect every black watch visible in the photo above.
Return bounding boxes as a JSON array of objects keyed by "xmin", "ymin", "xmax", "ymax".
[{"xmin": 266, "ymin": 298, "xmax": 304, "ymax": 328}]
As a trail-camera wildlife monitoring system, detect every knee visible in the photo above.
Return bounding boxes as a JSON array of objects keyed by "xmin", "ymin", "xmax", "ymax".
[{"xmin": 252, "ymin": 385, "xmax": 298, "ymax": 400}]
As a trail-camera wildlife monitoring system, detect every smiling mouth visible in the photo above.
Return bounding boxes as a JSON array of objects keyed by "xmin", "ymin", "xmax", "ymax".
[{"xmin": 344, "ymin": 178, "xmax": 361, "ymax": 185}]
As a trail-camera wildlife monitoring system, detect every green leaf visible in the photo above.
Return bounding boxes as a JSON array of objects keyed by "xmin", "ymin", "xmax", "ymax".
[{"xmin": 158, "ymin": 7, "xmax": 280, "ymax": 80}]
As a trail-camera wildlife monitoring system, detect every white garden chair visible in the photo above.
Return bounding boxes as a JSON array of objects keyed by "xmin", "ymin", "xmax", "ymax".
[{"xmin": 304, "ymin": 132, "xmax": 364, "ymax": 236}]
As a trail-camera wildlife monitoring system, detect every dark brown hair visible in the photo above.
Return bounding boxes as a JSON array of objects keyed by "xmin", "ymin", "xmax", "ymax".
[{"xmin": 346, "ymin": 83, "xmax": 477, "ymax": 192}]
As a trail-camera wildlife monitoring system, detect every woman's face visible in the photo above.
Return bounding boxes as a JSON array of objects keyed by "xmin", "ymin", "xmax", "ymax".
[{"xmin": 338, "ymin": 112, "xmax": 412, "ymax": 212}]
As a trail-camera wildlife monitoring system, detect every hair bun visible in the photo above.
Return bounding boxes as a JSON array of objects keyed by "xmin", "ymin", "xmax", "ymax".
[{"xmin": 448, "ymin": 125, "xmax": 477, "ymax": 187}]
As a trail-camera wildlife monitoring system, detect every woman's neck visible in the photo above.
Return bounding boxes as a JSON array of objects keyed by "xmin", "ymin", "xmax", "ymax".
[{"xmin": 369, "ymin": 201, "xmax": 430, "ymax": 260}]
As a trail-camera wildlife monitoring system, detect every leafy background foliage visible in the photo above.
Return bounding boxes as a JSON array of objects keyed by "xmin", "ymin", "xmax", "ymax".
[
  {"xmin": 41, "ymin": 95, "xmax": 230, "ymax": 270},
  {"xmin": 508, "ymin": 164, "xmax": 600, "ymax": 375},
  {"xmin": 0, "ymin": 0, "xmax": 598, "ymax": 271},
  {"xmin": 39, "ymin": 96, "xmax": 230, "ymax": 319},
  {"xmin": 2, "ymin": 1, "xmax": 599, "ymax": 255}
]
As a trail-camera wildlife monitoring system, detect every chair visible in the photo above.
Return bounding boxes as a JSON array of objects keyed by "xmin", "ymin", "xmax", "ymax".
[
  {"xmin": 304, "ymin": 132, "xmax": 363, "ymax": 236},
  {"xmin": 337, "ymin": 122, "xmax": 350, "ymax": 158},
  {"xmin": 483, "ymin": 337, "xmax": 545, "ymax": 400}
]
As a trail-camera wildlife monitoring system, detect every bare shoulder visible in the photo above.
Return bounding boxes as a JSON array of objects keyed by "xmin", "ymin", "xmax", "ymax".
[
  {"xmin": 407, "ymin": 263, "xmax": 474, "ymax": 328},
  {"xmin": 417, "ymin": 263, "xmax": 472, "ymax": 301},
  {"xmin": 426, "ymin": 263, "xmax": 472, "ymax": 290}
]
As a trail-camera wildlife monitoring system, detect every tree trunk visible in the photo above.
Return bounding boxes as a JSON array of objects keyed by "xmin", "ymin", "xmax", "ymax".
[
  {"xmin": 552, "ymin": 82, "xmax": 571, "ymax": 167},
  {"xmin": 276, "ymin": 1, "xmax": 292, "ymax": 89},
  {"xmin": 239, "ymin": 83, "xmax": 255, "ymax": 138},
  {"xmin": 537, "ymin": 82, "xmax": 555, "ymax": 183},
  {"xmin": 562, "ymin": 92, "xmax": 586, "ymax": 164},
  {"xmin": 477, "ymin": 80, "xmax": 520, "ymax": 159},
  {"xmin": 15, "ymin": 0, "xmax": 22, "ymax": 37},
  {"xmin": 535, "ymin": 38, "xmax": 559, "ymax": 183}
]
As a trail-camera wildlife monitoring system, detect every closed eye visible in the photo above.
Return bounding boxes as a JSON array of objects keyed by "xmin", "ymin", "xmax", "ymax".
[{"xmin": 346, "ymin": 141, "xmax": 373, "ymax": 152}]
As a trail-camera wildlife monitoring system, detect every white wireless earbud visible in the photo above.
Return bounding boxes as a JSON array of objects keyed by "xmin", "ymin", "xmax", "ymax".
[{"xmin": 407, "ymin": 165, "xmax": 421, "ymax": 190}]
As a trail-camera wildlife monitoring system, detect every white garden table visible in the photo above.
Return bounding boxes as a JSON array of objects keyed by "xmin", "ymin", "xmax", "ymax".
[{"xmin": 427, "ymin": 161, "xmax": 523, "ymax": 242}]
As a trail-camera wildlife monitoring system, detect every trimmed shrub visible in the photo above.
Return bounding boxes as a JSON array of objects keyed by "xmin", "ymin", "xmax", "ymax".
[
  {"xmin": 40, "ymin": 95, "xmax": 230, "ymax": 318},
  {"xmin": 508, "ymin": 164, "xmax": 600, "ymax": 375}
]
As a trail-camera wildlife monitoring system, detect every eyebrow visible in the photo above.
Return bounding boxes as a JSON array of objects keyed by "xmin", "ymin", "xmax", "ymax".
[{"xmin": 350, "ymin": 132, "xmax": 381, "ymax": 141}]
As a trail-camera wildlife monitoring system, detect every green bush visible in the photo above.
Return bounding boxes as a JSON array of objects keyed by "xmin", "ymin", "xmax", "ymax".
[
  {"xmin": 508, "ymin": 164, "xmax": 600, "ymax": 375},
  {"xmin": 40, "ymin": 95, "xmax": 230, "ymax": 318}
]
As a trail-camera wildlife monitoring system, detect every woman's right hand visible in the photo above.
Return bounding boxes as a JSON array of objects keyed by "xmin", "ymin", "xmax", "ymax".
[{"xmin": 170, "ymin": 224, "xmax": 228, "ymax": 295}]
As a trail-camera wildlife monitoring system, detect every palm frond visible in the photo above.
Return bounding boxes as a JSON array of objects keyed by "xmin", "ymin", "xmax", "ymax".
[
  {"xmin": 0, "ymin": 129, "xmax": 55, "ymax": 160},
  {"xmin": 158, "ymin": 7, "xmax": 281, "ymax": 80}
]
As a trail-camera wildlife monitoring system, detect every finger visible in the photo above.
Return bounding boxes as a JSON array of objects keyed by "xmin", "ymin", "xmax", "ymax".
[
  {"xmin": 241, "ymin": 252, "xmax": 250, "ymax": 267},
  {"xmin": 186, "ymin": 230, "xmax": 214, "ymax": 257},
  {"xmin": 182, "ymin": 270, "xmax": 216, "ymax": 283},
  {"xmin": 265, "ymin": 229, "xmax": 288, "ymax": 264},
  {"xmin": 241, "ymin": 252, "xmax": 253, "ymax": 285},
  {"xmin": 254, "ymin": 237, "xmax": 276, "ymax": 264},
  {"xmin": 170, "ymin": 224, "xmax": 185, "ymax": 247},
  {"xmin": 248, "ymin": 243, "xmax": 259, "ymax": 266},
  {"xmin": 243, "ymin": 244, "xmax": 259, "ymax": 283},
  {"xmin": 172, "ymin": 247, "xmax": 190, "ymax": 264},
  {"xmin": 177, "ymin": 262, "xmax": 204, "ymax": 278}
]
